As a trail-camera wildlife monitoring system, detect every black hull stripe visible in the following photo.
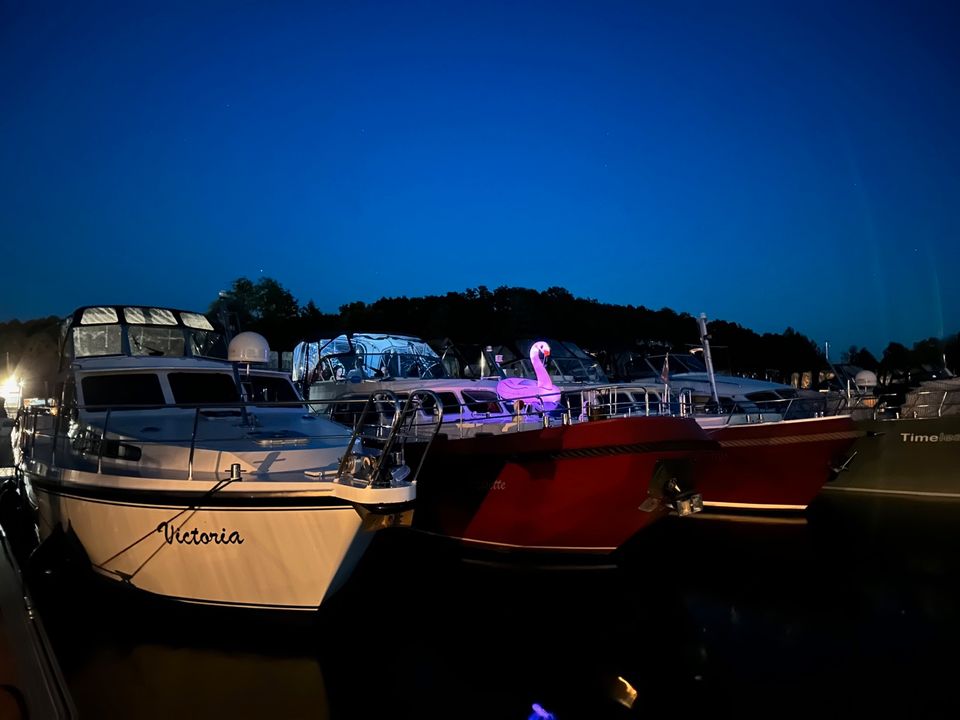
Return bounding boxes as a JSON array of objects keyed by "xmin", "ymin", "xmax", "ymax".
[
  {"xmin": 544, "ymin": 439, "xmax": 715, "ymax": 461},
  {"xmin": 28, "ymin": 475, "xmax": 355, "ymax": 510}
]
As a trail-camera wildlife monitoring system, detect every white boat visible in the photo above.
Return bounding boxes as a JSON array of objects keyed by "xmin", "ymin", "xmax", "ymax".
[{"xmin": 13, "ymin": 306, "xmax": 433, "ymax": 611}]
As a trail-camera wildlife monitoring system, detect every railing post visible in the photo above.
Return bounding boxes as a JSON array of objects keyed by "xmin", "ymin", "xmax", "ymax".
[
  {"xmin": 30, "ymin": 409, "xmax": 38, "ymax": 456},
  {"xmin": 187, "ymin": 406, "xmax": 200, "ymax": 480},
  {"xmin": 405, "ymin": 389, "xmax": 443, "ymax": 484},
  {"xmin": 97, "ymin": 408, "xmax": 111, "ymax": 474},
  {"xmin": 51, "ymin": 405, "xmax": 62, "ymax": 470}
]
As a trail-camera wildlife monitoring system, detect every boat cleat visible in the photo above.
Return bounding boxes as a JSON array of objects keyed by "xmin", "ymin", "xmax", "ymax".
[{"xmin": 671, "ymin": 493, "xmax": 703, "ymax": 516}]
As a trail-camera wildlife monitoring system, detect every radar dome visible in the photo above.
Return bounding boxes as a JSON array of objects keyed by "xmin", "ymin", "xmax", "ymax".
[
  {"xmin": 228, "ymin": 332, "xmax": 270, "ymax": 364},
  {"xmin": 854, "ymin": 370, "xmax": 878, "ymax": 389}
]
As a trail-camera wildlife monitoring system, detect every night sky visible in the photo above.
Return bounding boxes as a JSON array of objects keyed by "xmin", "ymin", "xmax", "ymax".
[{"xmin": 2, "ymin": 1, "xmax": 958, "ymax": 356}]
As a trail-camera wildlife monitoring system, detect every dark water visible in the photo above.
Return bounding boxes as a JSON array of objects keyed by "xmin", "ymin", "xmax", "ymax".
[{"xmin": 27, "ymin": 494, "xmax": 960, "ymax": 719}]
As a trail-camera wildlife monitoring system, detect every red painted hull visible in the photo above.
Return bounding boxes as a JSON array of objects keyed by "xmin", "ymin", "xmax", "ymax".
[
  {"xmin": 695, "ymin": 416, "xmax": 862, "ymax": 509},
  {"xmin": 409, "ymin": 415, "xmax": 714, "ymax": 553}
]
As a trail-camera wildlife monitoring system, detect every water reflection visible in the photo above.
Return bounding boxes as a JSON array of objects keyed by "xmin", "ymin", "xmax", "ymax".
[{"xmin": 30, "ymin": 497, "xmax": 960, "ymax": 719}]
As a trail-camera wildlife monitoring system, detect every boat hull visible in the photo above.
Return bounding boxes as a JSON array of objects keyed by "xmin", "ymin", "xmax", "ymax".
[
  {"xmin": 25, "ymin": 471, "xmax": 408, "ymax": 611},
  {"xmin": 406, "ymin": 416, "xmax": 712, "ymax": 553},
  {"xmin": 695, "ymin": 416, "xmax": 862, "ymax": 510},
  {"xmin": 822, "ymin": 416, "xmax": 960, "ymax": 500}
]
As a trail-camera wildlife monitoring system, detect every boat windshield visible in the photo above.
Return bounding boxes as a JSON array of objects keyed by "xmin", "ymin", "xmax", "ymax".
[
  {"xmin": 490, "ymin": 339, "xmax": 607, "ymax": 383},
  {"xmin": 618, "ymin": 352, "xmax": 708, "ymax": 380},
  {"xmin": 653, "ymin": 353, "xmax": 707, "ymax": 374},
  {"xmin": 66, "ymin": 306, "xmax": 227, "ymax": 363},
  {"xmin": 129, "ymin": 326, "xmax": 186, "ymax": 357}
]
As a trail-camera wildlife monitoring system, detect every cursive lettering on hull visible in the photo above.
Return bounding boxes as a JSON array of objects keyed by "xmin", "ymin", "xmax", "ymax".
[{"xmin": 156, "ymin": 521, "xmax": 245, "ymax": 545}]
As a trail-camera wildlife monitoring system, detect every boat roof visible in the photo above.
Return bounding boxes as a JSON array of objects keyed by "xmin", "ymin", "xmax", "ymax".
[
  {"xmin": 307, "ymin": 333, "xmax": 441, "ymax": 359},
  {"xmin": 293, "ymin": 332, "xmax": 446, "ymax": 381},
  {"xmin": 65, "ymin": 305, "xmax": 216, "ymax": 331}
]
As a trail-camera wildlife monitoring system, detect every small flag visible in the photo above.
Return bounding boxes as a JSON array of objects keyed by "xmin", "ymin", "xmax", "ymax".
[{"xmin": 660, "ymin": 353, "xmax": 670, "ymax": 385}]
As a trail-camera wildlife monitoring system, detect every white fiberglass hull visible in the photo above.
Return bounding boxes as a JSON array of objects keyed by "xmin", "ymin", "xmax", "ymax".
[{"xmin": 26, "ymin": 470, "xmax": 413, "ymax": 611}]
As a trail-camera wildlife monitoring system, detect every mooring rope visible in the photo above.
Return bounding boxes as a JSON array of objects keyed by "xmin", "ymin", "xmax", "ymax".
[{"xmin": 93, "ymin": 475, "xmax": 238, "ymax": 583}]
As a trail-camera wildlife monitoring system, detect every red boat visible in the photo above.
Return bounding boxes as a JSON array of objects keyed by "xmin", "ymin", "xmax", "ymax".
[
  {"xmin": 406, "ymin": 415, "xmax": 714, "ymax": 553},
  {"xmin": 692, "ymin": 415, "xmax": 862, "ymax": 510}
]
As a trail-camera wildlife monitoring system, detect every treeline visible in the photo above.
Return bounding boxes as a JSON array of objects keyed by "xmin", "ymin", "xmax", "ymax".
[
  {"xmin": 214, "ymin": 280, "xmax": 825, "ymax": 375},
  {"xmin": 1, "ymin": 278, "xmax": 957, "ymax": 394},
  {"xmin": 214, "ymin": 278, "xmax": 960, "ymax": 383}
]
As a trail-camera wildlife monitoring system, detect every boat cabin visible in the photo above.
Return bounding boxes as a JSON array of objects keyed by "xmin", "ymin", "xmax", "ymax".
[{"xmin": 53, "ymin": 305, "xmax": 303, "ymax": 413}]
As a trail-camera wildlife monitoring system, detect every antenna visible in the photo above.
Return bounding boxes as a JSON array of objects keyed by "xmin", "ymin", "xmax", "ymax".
[{"xmin": 697, "ymin": 313, "xmax": 721, "ymax": 407}]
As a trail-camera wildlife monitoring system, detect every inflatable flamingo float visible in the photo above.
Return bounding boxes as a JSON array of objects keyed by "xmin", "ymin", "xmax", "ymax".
[{"xmin": 496, "ymin": 340, "xmax": 562, "ymax": 412}]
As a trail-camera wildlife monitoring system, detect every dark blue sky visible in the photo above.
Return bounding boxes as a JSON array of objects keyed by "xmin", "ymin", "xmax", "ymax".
[{"xmin": 2, "ymin": 1, "xmax": 958, "ymax": 356}]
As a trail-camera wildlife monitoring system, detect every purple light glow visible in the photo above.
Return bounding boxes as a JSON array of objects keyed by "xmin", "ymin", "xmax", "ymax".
[{"xmin": 529, "ymin": 703, "xmax": 556, "ymax": 720}]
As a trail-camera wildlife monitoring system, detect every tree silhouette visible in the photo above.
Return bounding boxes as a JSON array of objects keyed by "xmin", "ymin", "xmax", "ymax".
[{"xmin": 2, "ymin": 283, "xmax": 955, "ymax": 399}]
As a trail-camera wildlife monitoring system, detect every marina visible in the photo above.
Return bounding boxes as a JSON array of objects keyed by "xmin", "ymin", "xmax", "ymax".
[
  {"xmin": 3, "ymin": 3, "xmax": 959, "ymax": 715},
  {"xmin": 1, "ymin": 306, "xmax": 958, "ymax": 717}
]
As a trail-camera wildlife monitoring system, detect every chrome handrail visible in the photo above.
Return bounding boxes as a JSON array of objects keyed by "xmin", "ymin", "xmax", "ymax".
[
  {"xmin": 396, "ymin": 389, "xmax": 445, "ymax": 484},
  {"xmin": 20, "ymin": 396, "xmax": 405, "ymax": 480},
  {"xmin": 334, "ymin": 390, "xmax": 444, "ymax": 488}
]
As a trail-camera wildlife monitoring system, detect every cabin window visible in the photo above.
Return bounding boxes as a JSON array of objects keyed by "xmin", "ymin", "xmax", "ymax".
[
  {"xmin": 561, "ymin": 392, "xmax": 583, "ymax": 410},
  {"xmin": 329, "ymin": 399, "xmax": 364, "ymax": 427},
  {"xmin": 418, "ymin": 392, "xmax": 463, "ymax": 415},
  {"xmin": 81, "ymin": 374, "xmax": 165, "ymax": 408},
  {"xmin": 168, "ymin": 373, "xmax": 239, "ymax": 404},
  {"xmin": 689, "ymin": 395, "xmax": 738, "ymax": 413},
  {"xmin": 242, "ymin": 375, "xmax": 301, "ymax": 404},
  {"xmin": 461, "ymin": 390, "xmax": 503, "ymax": 414},
  {"xmin": 330, "ymin": 394, "xmax": 395, "ymax": 428},
  {"xmin": 745, "ymin": 391, "xmax": 780, "ymax": 402}
]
